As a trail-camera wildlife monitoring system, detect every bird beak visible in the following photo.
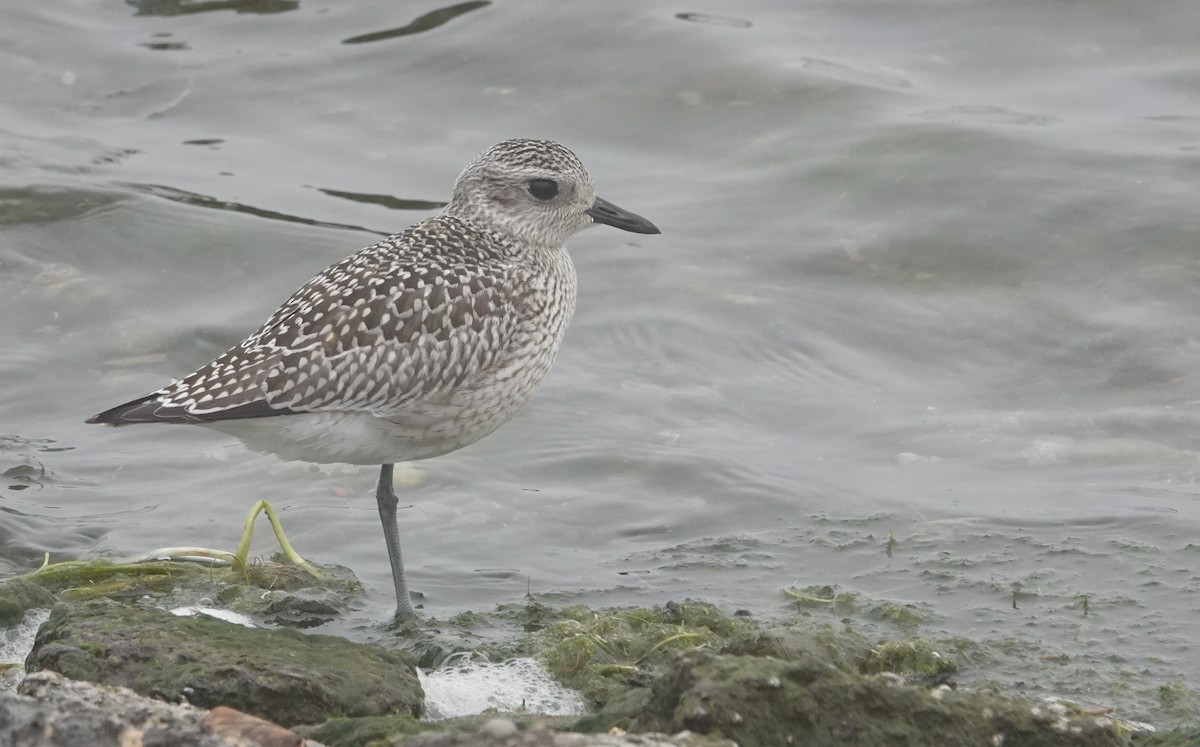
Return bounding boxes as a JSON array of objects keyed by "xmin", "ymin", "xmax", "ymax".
[{"xmin": 587, "ymin": 196, "xmax": 661, "ymax": 235}]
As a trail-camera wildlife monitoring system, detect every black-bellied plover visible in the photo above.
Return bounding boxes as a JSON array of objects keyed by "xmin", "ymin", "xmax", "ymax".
[{"xmin": 87, "ymin": 139, "xmax": 660, "ymax": 619}]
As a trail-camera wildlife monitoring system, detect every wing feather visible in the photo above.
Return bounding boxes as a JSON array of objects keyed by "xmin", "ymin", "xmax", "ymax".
[{"xmin": 90, "ymin": 217, "xmax": 523, "ymax": 425}]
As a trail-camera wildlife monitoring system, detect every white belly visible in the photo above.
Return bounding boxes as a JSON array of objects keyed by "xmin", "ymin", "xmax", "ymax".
[
  {"xmin": 202, "ymin": 351, "xmax": 555, "ymax": 466},
  {"xmin": 203, "ymin": 409, "xmax": 487, "ymax": 465}
]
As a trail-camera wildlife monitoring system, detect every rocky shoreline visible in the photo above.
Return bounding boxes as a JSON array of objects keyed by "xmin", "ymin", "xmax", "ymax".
[{"xmin": 1, "ymin": 557, "xmax": 1196, "ymax": 746}]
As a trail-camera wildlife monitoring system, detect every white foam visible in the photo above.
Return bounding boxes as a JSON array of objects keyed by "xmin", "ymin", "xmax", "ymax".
[
  {"xmin": 419, "ymin": 656, "xmax": 588, "ymax": 721},
  {"xmin": 1, "ymin": 608, "xmax": 51, "ymax": 691},
  {"xmin": 169, "ymin": 606, "xmax": 257, "ymax": 627}
]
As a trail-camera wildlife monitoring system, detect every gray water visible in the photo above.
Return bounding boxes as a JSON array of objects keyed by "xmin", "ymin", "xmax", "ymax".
[{"xmin": 3, "ymin": 0, "xmax": 1200, "ymax": 726}]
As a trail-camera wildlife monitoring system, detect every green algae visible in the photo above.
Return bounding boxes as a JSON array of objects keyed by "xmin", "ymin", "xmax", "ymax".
[
  {"xmin": 514, "ymin": 599, "xmax": 970, "ymax": 713},
  {"xmin": 785, "ymin": 583, "xmax": 862, "ymax": 612},
  {"xmin": 862, "ymin": 639, "xmax": 958, "ymax": 681},
  {"xmin": 27, "ymin": 559, "xmax": 190, "ymax": 592},
  {"xmin": 231, "ymin": 499, "xmax": 323, "ymax": 578},
  {"xmin": 0, "ymin": 578, "xmax": 55, "ymax": 627},
  {"xmin": 4, "ymin": 553, "xmax": 361, "ymax": 624},
  {"xmin": 1155, "ymin": 680, "xmax": 1200, "ymax": 720},
  {"xmin": 866, "ymin": 601, "xmax": 933, "ymax": 630},
  {"xmin": 447, "ymin": 610, "xmax": 487, "ymax": 629},
  {"xmin": 529, "ymin": 602, "xmax": 753, "ymax": 703},
  {"xmin": 1132, "ymin": 726, "xmax": 1200, "ymax": 746},
  {"xmin": 0, "ymin": 498, "xmax": 366, "ymax": 627},
  {"xmin": 303, "ymin": 714, "xmax": 430, "ymax": 747},
  {"xmin": 579, "ymin": 650, "xmax": 1126, "ymax": 747}
]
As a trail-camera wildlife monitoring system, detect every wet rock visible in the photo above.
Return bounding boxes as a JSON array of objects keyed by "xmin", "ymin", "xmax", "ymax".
[
  {"xmin": 0, "ymin": 670, "xmax": 311, "ymax": 747},
  {"xmin": 299, "ymin": 713, "xmax": 432, "ymax": 745},
  {"xmin": 1132, "ymin": 726, "xmax": 1200, "ymax": 746},
  {"xmin": 579, "ymin": 650, "xmax": 1127, "ymax": 747},
  {"xmin": 26, "ymin": 600, "xmax": 421, "ymax": 727},
  {"xmin": 400, "ymin": 716, "xmax": 733, "ymax": 746},
  {"xmin": 0, "ymin": 578, "xmax": 55, "ymax": 627},
  {"xmin": 5, "ymin": 590, "xmax": 1191, "ymax": 746},
  {"xmin": 203, "ymin": 706, "xmax": 310, "ymax": 747},
  {"xmin": 302, "ymin": 713, "xmax": 731, "ymax": 746}
]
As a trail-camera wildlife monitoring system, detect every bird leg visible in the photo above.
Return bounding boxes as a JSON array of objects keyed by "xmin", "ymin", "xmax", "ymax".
[{"xmin": 376, "ymin": 463, "xmax": 416, "ymax": 619}]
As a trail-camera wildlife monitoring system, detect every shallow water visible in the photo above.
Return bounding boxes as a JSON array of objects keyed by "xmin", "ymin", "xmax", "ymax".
[{"xmin": 3, "ymin": 0, "xmax": 1200, "ymax": 726}]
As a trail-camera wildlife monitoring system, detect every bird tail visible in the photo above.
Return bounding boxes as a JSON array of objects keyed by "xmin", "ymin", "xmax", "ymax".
[{"xmin": 86, "ymin": 395, "xmax": 197, "ymax": 425}]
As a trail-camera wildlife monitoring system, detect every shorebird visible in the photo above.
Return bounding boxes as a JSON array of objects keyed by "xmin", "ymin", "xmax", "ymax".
[{"xmin": 88, "ymin": 139, "xmax": 660, "ymax": 619}]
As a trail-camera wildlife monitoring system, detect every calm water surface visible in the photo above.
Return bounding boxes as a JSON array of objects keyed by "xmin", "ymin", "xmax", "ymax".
[{"xmin": 3, "ymin": 0, "xmax": 1200, "ymax": 725}]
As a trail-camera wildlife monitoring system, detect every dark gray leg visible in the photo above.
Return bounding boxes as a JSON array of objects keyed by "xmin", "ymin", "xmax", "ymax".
[{"xmin": 376, "ymin": 463, "xmax": 416, "ymax": 619}]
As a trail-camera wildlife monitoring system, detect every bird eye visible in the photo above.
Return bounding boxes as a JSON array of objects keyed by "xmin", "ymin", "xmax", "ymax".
[{"xmin": 527, "ymin": 179, "xmax": 559, "ymax": 201}]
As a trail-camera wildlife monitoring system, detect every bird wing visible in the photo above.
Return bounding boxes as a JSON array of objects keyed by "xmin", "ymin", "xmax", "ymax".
[{"xmin": 89, "ymin": 218, "xmax": 522, "ymax": 425}]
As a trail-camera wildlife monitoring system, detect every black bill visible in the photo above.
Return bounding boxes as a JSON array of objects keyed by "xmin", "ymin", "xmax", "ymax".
[{"xmin": 587, "ymin": 196, "xmax": 661, "ymax": 234}]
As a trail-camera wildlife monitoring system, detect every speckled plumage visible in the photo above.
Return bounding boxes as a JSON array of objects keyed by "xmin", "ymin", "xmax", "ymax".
[
  {"xmin": 115, "ymin": 214, "xmax": 578, "ymax": 465},
  {"xmin": 88, "ymin": 138, "xmax": 660, "ymax": 618}
]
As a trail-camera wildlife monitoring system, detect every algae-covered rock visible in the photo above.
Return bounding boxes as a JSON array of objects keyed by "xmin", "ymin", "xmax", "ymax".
[
  {"xmin": 17, "ymin": 552, "xmax": 365, "ymax": 627},
  {"xmin": 26, "ymin": 600, "xmax": 422, "ymax": 727},
  {"xmin": 530, "ymin": 602, "xmax": 755, "ymax": 704},
  {"xmin": 580, "ymin": 650, "xmax": 1126, "ymax": 747},
  {"xmin": 303, "ymin": 713, "xmax": 431, "ymax": 746},
  {"xmin": 526, "ymin": 601, "xmax": 880, "ymax": 713},
  {"xmin": 861, "ymin": 638, "xmax": 957, "ymax": 682},
  {"xmin": 0, "ymin": 578, "xmax": 56, "ymax": 627},
  {"xmin": 1132, "ymin": 725, "xmax": 1200, "ymax": 746}
]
